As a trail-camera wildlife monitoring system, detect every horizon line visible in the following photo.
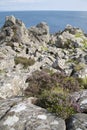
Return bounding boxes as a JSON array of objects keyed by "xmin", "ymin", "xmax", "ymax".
[{"xmin": 0, "ymin": 10, "xmax": 87, "ymax": 12}]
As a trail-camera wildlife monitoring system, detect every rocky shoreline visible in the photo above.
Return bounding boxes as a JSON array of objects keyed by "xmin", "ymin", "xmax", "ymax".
[{"xmin": 0, "ymin": 15, "xmax": 87, "ymax": 130}]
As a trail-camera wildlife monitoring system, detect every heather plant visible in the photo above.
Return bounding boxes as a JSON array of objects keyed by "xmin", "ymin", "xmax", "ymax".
[
  {"xmin": 25, "ymin": 70, "xmax": 80, "ymax": 96},
  {"xmin": 51, "ymin": 72, "xmax": 80, "ymax": 92},
  {"xmin": 25, "ymin": 70, "xmax": 54, "ymax": 96},
  {"xmin": 37, "ymin": 90, "xmax": 80, "ymax": 119},
  {"xmin": 25, "ymin": 70, "xmax": 81, "ymax": 119}
]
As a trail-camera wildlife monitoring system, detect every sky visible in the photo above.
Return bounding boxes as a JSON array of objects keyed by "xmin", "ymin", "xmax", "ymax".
[{"xmin": 0, "ymin": 0, "xmax": 87, "ymax": 11}]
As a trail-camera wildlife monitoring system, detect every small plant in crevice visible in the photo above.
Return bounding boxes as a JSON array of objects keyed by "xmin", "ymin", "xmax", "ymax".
[
  {"xmin": 14, "ymin": 56, "xmax": 35, "ymax": 69},
  {"xmin": 77, "ymin": 76, "xmax": 87, "ymax": 89}
]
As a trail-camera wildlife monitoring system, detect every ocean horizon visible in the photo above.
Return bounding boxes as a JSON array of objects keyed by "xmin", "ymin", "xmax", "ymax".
[{"xmin": 0, "ymin": 11, "xmax": 87, "ymax": 33}]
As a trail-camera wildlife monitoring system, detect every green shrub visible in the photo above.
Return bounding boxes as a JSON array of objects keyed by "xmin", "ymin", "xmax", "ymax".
[
  {"xmin": 78, "ymin": 76, "xmax": 87, "ymax": 89},
  {"xmin": 25, "ymin": 71, "xmax": 80, "ymax": 97},
  {"xmin": 74, "ymin": 63, "xmax": 85, "ymax": 71},
  {"xmin": 51, "ymin": 72, "xmax": 80, "ymax": 92},
  {"xmin": 25, "ymin": 70, "xmax": 81, "ymax": 119},
  {"xmin": 37, "ymin": 90, "xmax": 76, "ymax": 119},
  {"xmin": 14, "ymin": 56, "xmax": 35, "ymax": 68},
  {"xmin": 25, "ymin": 70, "xmax": 54, "ymax": 96}
]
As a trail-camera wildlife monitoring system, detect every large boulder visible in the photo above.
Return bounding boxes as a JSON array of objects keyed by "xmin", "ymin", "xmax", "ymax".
[
  {"xmin": 1, "ymin": 15, "xmax": 29, "ymax": 44},
  {"xmin": 0, "ymin": 97, "xmax": 66, "ymax": 130},
  {"xmin": 0, "ymin": 71, "xmax": 28, "ymax": 99},
  {"xmin": 28, "ymin": 22, "xmax": 50, "ymax": 44}
]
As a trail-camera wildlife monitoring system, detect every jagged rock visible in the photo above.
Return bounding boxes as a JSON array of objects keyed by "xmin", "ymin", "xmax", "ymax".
[
  {"xmin": 4, "ymin": 15, "xmax": 16, "ymax": 27},
  {"xmin": 1, "ymin": 16, "xmax": 29, "ymax": 44},
  {"xmin": 0, "ymin": 72, "xmax": 28, "ymax": 99},
  {"xmin": 66, "ymin": 113, "xmax": 87, "ymax": 130},
  {"xmin": 29, "ymin": 22, "xmax": 50, "ymax": 44},
  {"xmin": 65, "ymin": 24, "xmax": 83, "ymax": 34},
  {"xmin": 70, "ymin": 90, "xmax": 87, "ymax": 113},
  {"xmin": 0, "ymin": 97, "xmax": 66, "ymax": 130},
  {"xmin": 52, "ymin": 57, "xmax": 66, "ymax": 71}
]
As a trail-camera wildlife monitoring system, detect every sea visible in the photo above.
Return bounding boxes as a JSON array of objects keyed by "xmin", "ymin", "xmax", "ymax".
[{"xmin": 0, "ymin": 11, "xmax": 87, "ymax": 34}]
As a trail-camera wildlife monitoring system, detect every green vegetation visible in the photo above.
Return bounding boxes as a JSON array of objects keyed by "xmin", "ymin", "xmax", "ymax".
[
  {"xmin": 66, "ymin": 58, "xmax": 78, "ymax": 64},
  {"xmin": 74, "ymin": 63, "xmax": 85, "ymax": 71},
  {"xmin": 37, "ymin": 90, "xmax": 76, "ymax": 119},
  {"xmin": 41, "ymin": 46, "xmax": 48, "ymax": 51},
  {"xmin": 75, "ymin": 32, "xmax": 83, "ymax": 38},
  {"xmin": 14, "ymin": 56, "xmax": 35, "ymax": 68},
  {"xmin": 78, "ymin": 76, "xmax": 87, "ymax": 89},
  {"xmin": 64, "ymin": 39, "xmax": 72, "ymax": 48},
  {"xmin": 25, "ymin": 70, "xmax": 80, "ymax": 119},
  {"xmin": 11, "ymin": 25, "xmax": 21, "ymax": 43},
  {"xmin": 81, "ymin": 39, "xmax": 87, "ymax": 49},
  {"xmin": 0, "ymin": 69, "xmax": 6, "ymax": 74}
]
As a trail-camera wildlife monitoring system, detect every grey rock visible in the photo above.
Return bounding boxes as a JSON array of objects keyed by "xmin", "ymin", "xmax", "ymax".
[
  {"xmin": 1, "ymin": 16, "xmax": 29, "ymax": 44},
  {"xmin": 65, "ymin": 24, "xmax": 83, "ymax": 35},
  {"xmin": 52, "ymin": 57, "xmax": 66, "ymax": 71},
  {"xmin": 0, "ymin": 98, "xmax": 66, "ymax": 130},
  {"xmin": 29, "ymin": 22, "xmax": 50, "ymax": 44},
  {"xmin": 70, "ymin": 90, "xmax": 87, "ymax": 113},
  {"xmin": 66, "ymin": 113, "xmax": 87, "ymax": 130},
  {"xmin": 84, "ymin": 55, "xmax": 87, "ymax": 64},
  {"xmin": 4, "ymin": 15, "xmax": 16, "ymax": 27}
]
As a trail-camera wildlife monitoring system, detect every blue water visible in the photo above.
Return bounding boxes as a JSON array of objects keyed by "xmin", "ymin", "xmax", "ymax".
[{"xmin": 0, "ymin": 11, "xmax": 87, "ymax": 33}]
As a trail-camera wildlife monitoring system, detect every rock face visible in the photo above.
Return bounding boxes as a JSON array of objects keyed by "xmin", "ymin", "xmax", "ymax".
[
  {"xmin": 29, "ymin": 22, "xmax": 50, "ymax": 44},
  {"xmin": 66, "ymin": 113, "xmax": 87, "ymax": 130},
  {"xmin": 70, "ymin": 90, "xmax": 87, "ymax": 113},
  {"xmin": 1, "ymin": 15, "xmax": 29, "ymax": 44},
  {"xmin": 0, "ymin": 97, "xmax": 66, "ymax": 130}
]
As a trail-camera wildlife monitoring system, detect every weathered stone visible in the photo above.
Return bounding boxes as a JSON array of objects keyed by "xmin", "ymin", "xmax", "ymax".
[
  {"xmin": 4, "ymin": 15, "xmax": 16, "ymax": 27},
  {"xmin": 0, "ymin": 98, "xmax": 66, "ymax": 130},
  {"xmin": 52, "ymin": 57, "xmax": 66, "ymax": 71},
  {"xmin": 29, "ymin": 22, "xmax": 50, "ymax": 44},
  {"xmin": 70, "ymin": 90, "xmax": 87, "ymax": 113},
  {"xmin": 66, "ymin": 113, "xmax": 87, "ymax": 130}
]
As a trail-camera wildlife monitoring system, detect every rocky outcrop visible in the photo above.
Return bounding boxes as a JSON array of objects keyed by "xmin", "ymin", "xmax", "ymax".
[
  {"xmin": 28, "ymin": 22, "xmax": 50, "ymax": 44},
  {"xmin": 0, "ymin": 15, "xmax": 87, "ymax": 129},
  {"xmin": 0, "ymin": 97, "xmax": 66, "ymax": 130},
  {"xmin": 0, "ymin": 15, "xmax": 87, "ymax": 98},
  {"xmin": 1, "ymin": 15, "xmax": 29, "ymax": 44}
]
